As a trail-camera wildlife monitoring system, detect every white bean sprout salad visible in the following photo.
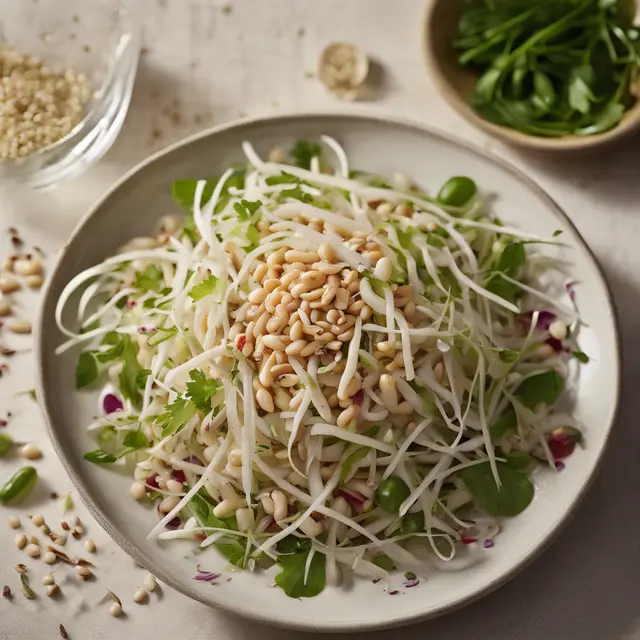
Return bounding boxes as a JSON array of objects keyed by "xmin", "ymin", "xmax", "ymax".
[{"xmin": 56, "ymin": 137, "xmax": 588, "ymax": 597}]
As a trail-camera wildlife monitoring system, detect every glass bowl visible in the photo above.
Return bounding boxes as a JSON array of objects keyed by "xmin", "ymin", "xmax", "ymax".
[{"xmin": 0, "ymin": 0, "xmax": 140, "ymax": 190}]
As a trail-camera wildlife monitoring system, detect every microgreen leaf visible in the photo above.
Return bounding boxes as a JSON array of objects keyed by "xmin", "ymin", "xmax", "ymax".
[
  {"xmin": 135, "ymin": 265, "xmax": 163, "ymax": 292},
  {"xmin": 280, "ymin": 187, "xmax": 314, "ymax": 204},
  {"xmin": 233, "ymin": 199, "xmax": 261, "ymax": 221},
  {"xmin": 75, "ymin": 352, "xmax": 98, "ymax": 389},
  {"xmin": 515, "ymin": 370, "xmax": 564, "ymax": 409},
  {"xmin": 117, "ymin": 335, "xmax": 146, "ymax": 408},
  {"xmin": 275, "ymin": 550, "xmax": 326, "ymax": 598},
  {"xmin": 83, "ymin": 449, "xmax": 118, "ymax": 464},
  {"xmin": 572, "ymin": 350, "xmax": 590, "ymax": 363},
  {"xmin": 290, "ymin": 140, "xmax": 322, "ymax": 170},
  {"xmin": 459, "ymin": 462, "xmax": 534, "ymax": 517},
  {"xmin": 265, "ymin": 171, "xmax": 300, "ymax": 185},
  {"xmin": 489, "ymin": 404, "xmax": 518, "ymax": 441},
  {"xmin": 188, "ymin": 275, "xmax": 220, "ymax": 302}
]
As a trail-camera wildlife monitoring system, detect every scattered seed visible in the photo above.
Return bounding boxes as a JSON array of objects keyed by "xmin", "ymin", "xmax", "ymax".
[
  {"xmin": 42, "ymin": 574, "xmax": 55, "ymax": 586},
  {"xmin": 7, "ymin": 319, "xmax": 32, "ymax": 334},
  {"xmin": 46, "ymin": 584, "xmax": 60, "ymax": 597},
  {"xmin": 110, "ymin": 601, "xmax": 123, "ymax": 617},
  {"xmin": 76, "ymin": 565, "xmax": 92, "ymax": 580},
  {"xmin": 59, "ymin": 624, "xmax": 68, "ymax": 639},
  {"xmin": 25, "ymin": 274, "xmax": 43, "ymax": 288},
  {"xmin": 8, "ymin": 515, "xmax": 20, "ymax": 529},
  {"xmin": 25, "ymin": 543, "xmax": 41, "ymax": 558},
  {"xmin": 19, "ymin": 443, "xmax": 41, "ymax": 459},
  {"xmin": 40, "ymin": 524, "xmax": 50, "ymax": 534},
  {"xmin": 31, "ymin": 514, "xmax": 45, "ymax": 526},
  {"xmin": 43, "ymin": 551, "xmax": 57, "ymax": 565},
  {"xmin": 2, "ymin": 585, "xmax": 10, "ymax": 598},
  {"xmin": 84, "ymin": 539, "xmax": 96, "ymax": 553},
  {"xmin": 0, "ymin": 300, "xmax": 11, "ymax": 316},
  {"xmin": 60, "ymin": 521, "xmax": 70, "ymax": 531},
  {"xmin": 15, "ymin": 563, "xmax": 27, "ymax": 573},
  {"xmin": 0, "ymin": 276, "xmax": 19, "ymax": 294},
  {"xmin": 133, "ymin": 588, "xmax": 148, "ymax": 603},
  {"xmin": 144, "ymin": 573, "xmax": 157, "ymax": 592}
]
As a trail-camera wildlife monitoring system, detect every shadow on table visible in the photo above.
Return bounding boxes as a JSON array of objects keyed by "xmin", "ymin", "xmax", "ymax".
[{"xmin": 208, "ymin": 262, "xmax": 640, "ymax": 640}]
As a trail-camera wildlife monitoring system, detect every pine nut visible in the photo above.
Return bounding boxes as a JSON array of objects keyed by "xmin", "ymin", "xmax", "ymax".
[
  {"xmin": 26, "ymin": 543, "xmax": 41, "ymax": 558},
  {"xmin": 394, "ymin": 401, "xmax": 413, "ymax": 415},
  {"xmin": 286, "ymin": 339, "xmax": 307, "ymax": 356},
  {"xmin": 110, "ymin": 602, "xmax": 123, "ymax": 617},
  {"xmin": 7, "ymin": 318, "xmax": 31, "ymax": 334},
  {"xmin": 271, "ymin": 490, "xmax": 288, "ymax": 521},
  {"xmin": 267, "ymin": 248, "xmax": 286, "ymax": 265},
  {"xmin": 274, "ymin": 349, "xmax": 288, "ymax": 364},
  {"xmin": 266, "ymin": 315, "xmax": 286, "ymax": 334},
  {"xmin": 85, "ymin": 538, "xmax": 97, "ymax": 553},
  {"xmin": 0, "ymin": 299, "xmax": 11, "ymax": 316},
  {"xmin": 301, "ymin": 270, "xmax": 326, "ymax": 288},
  {"xmin": 8, "ymin": 515, "xmax": 20, "ymax": 529},
  {"xmin": 0, "ymin": 275, "xmax": 20, "ymax": 293},
  {"xmin": 213, "ymin": 497, "xmax": 245, "ymax": 518},
  {"xmin": 25, "ymin": 274, "xmax": 43, "ymax": 288},
  {"xmin": 43, "ymin": 551, "xmax": 57, "ymax": 564},
  {"xmin": 256, "ymin": 388, "xmax": 275, "ymax": 413},
  {"xmin": 363, "ymin": 250, "xmax": 383, "ymax": 261},
  {"xmin": 273, "ymin": 386, "xmax": 291, "ymax": 410},
  {"xmin": 130, "ymin": 481, "xmax": 146, "ymax": 500},
  {"xmin": 300, "ymin": 341, "xmax": 319, "ymax": 357},
  {"xmin": 236, "ymin": 507, "xmax": 255, "ymax": 532},
  {"xmin": 15, "ymin": 534, "xmax": 27, "ymax": 549},
  {"xmin": 337, "ymin": 328, "xmax": 354, "ymax": 342},
  {"xmin": 166, "ymin": 479, "xmax": 184, "ymax": 493},
  {"xmin": 14, "ymin": 258, "xmax": 42, "ymax": 277},
  {"xmin": 379, "ymin": 374, "xmax": 398, "ymax": 409},
  {"xmin": 337, "ymin": 405, "xmax": 360, "ymax": 428},
  {"xmin": 19, "ymin": 443, "xmax": 41, "ymax": 459},
  {"xmin": 299, "ymin": 517, "xmax": 323, "ymax": 537},
  {"xmin": 242, "ymin": 341, "xmax": 254, "ymax": 357},
  {"xmin": 280, "ymin": 269, "xmax": 302, "ymax": 288},
  {"xmin": 259, "ymin": 352, "xmax": 277, "ymax": 387},
  {"xmin": 277, "ymin": 373, "xmax": 299, "ymax": 387},
  {"xmin": 289, "ymin": 320, "xmax": 304, "ymax": 341},
  {"xmin": 261, "ymin": 335, "xmax": 287, "ymax": 351},
  {"xmin": 376, "ymin": 340, "xmax": 396, "ymax": 353},
  {"xmin": 260, "ymin": 495, "xmax": 275, "ymax": 514},
  {"xmin": 327, "ymin": 393, "xmax": 339, "ymax": 408},
  {"xmin": 348, "ymin": 299, "xmax": 366, "ymax": 314},
  {"xmin": 271, "ymin": 363, "xmax": 293, "ymax": 376},
  {"xmin": 284, "ymin": 250, "xmax": 318, "ymax": 264},
  {"xmin": 42, "ymin": 574, "xmax": 55, "ymax": 586},
  {"xmin": 360, "ymin": 305, "xmax": 373, "ymax": 320},
  {"xmin": 263, "ymin": 278, "xmax": 281, "ymax": 293},
  {"xmin": 334, "ymin": 288, "xmax": 350, "ymax": 310},
  {"xmin": 248, "ymin": 288, "xmax": 267, "ymax": 305},
  {"xmin": 289, "ymin": 389, "xmax": 305, "ymax": 410},
  {"xmin": 31, "ymin": 514, "xmax": 45, "ymax": 526},
  {"xmin": 326, "ymin": 340, "xmax": 342, "ymax": 350},
  {"xmin": 434, "ymin": 361, "xmax": 444, "ymax": 382},
  {"xmin": 253, "ymin": 263, "xmax": 268, "ymax": 281},
  {"xmin": 318, "ymin": 243, "xmax": 335, "ymax": 261},
  {"xmin": 133, "ymin": 588, "xmax": 148, "ymax": 603}
]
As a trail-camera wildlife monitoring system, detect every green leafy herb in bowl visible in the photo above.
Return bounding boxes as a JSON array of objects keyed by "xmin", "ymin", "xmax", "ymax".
[{"xmin": 423, "ymin": 0, "xmax": 640, "ymax": 151}]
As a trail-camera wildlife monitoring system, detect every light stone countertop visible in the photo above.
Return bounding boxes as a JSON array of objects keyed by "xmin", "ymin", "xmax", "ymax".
[{"xmin": 1, "ymin": 1, "xmax": 640, "ymax": 639}]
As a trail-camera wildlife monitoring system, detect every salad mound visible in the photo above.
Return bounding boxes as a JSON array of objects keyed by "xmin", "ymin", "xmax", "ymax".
[{"xmin": 56, "ymin": 137, "xmax": 587, "ymax": 597}]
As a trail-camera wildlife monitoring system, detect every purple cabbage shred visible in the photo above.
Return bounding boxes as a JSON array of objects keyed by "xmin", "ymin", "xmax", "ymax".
[{"xmin": 102, "ymin": 393, "xmax": 123, "ymax": 415}]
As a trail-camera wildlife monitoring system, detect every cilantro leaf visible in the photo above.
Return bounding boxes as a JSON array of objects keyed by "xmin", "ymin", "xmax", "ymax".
[
  {"xmin": 276, "ymin": 536, "xmax": 311, "ymax": 554},
  {"xmin": 84, "ymin": 449, "xmax": 117, "ymax": 464},
  {"xmin": 172, "ymin": 179, "xmax": 216, "ymax": 212},
  {"xmin": 158, "ymin": 395, "xmax": 197, "ymax": 437},
  {"xmin": 233, "ymin": 199, "xmax": 261, "ymax": 221},
  {"xmin": 265, "ymin": 171, "xmax": 300, "ymax": 186},
  {"xmin": 186, "ymin": 369, "xmax": 221, "ymax": 412},
  {"xmin": 84, "ymin": 428, "xmax": 148, "ymax": 465},
  {"xmin": 515, "ymin": 370, "xmax": 564, "ymax": 409},
  {"xmin": 275, "ymin": 550, "xmax": 326, "ymax": 598},
  {"xmin": 95, "ymin": 332, "xmax": 124, "ymax": 363},
  {"xmin": 215, "ymin": 538, "xmax": 248, "ymax": 568},
  {"xmin": 117, "ymin": 335, "xmax": 146, "ymax": 408},
  {"xmin": 280, "ymin": 187, "xmax": 314, "ymax": 204},
  {"xmin": 135, "ymin": 265, "xmax": 163, "ymax": 292},
  {"xmin": 75, "ymin": 352, "xmax": 98, "ymax": 389},
  {"xmin": 122, "ymin": 429, "xmax": 148, "ymax": 449},
  {"xmin": 290, "ymin": 140, "xmax": 322, "ymax": 170},
  {"xmin": 188, "ymin": 275, "xmax": 220, "ymax": 302},
  {"xmin": 459, "ymin": 462, "xmax": 534, "ymax": 517}
]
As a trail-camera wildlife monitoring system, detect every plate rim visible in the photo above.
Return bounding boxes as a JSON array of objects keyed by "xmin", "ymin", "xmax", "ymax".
[{"xmin": 35, "ymin": 109, "xmax": 622, "ymax": 632}]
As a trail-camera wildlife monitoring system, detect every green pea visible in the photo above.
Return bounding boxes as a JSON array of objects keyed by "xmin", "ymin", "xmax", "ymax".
[
  {"xmin": 0, "ymin": 466, "xmax": 38, "ymax": 503},
  {"xmin": 437, "ymin": 176, "xmax": 477, "ymax": 207},
  {"xmin": 375, "ymin": 475, "xmax": 410, "ymax": 513},
  {"xmin": 0, "ymin": 433, "xmax": 13, "ymax": 456},
  {"xmin": 401, "ymin": 511, "xmax": 425, "ymax": 535}
]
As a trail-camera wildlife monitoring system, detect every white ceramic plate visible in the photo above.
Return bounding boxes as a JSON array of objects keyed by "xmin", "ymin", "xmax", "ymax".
[{"xmin": 36, "ymin": 112, "xmax": 620, "ymax": 632}]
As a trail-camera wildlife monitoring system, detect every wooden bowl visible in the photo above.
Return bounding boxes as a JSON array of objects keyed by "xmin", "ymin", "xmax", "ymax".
[{"xmin": 422, "ymin": 0, "xmax": 640, "ymax": 152}]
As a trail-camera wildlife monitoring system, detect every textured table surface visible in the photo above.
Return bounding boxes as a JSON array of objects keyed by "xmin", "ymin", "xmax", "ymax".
[{"xmin": 1, "ymin": 1, "xmax": 640, "ymax": 639}]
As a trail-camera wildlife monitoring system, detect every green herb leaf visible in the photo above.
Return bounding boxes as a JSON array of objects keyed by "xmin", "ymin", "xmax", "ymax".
[
  {"xmin": 275, "ymin": 550, "xmax": 326, "ymax": 598},
  {"xmin": 118, "ymin": 335, "xmax": 146, "ymax": 407},
  {"xmin": 280, "ymin": 187, "xmax": 314, "ymax": 204},
  {"xmin": 186, "ymin": 369, "xmax": 222, "ymax": 412},
  {"xmin": 276, "ymin": 536, "xmax": 312, "ymax": 554},
  {"xmin": 188, "ymin": 275, "xmax": 220, "ymax": 301},
  {"xmin": 75, "ymin": 352, "xmax": 98, "ymax": 389},
  {"xmin": 135, "ymin": 265, "xmax": 164, "ymax": 292},
  {"xmin": 340, "ymin": 447, "xmax": 369, "ymax": 483},
  {"xmin": 172, "ymin": 179, "xmax": 216, "ymax": 211},
  {"xmin": 290, "ymin": 140, "xmax": 322, "ymax": 170},
  {"xmin": 233, "ymin": 199, "xmax": 261, "ymax": 221},
  {"xmin": 515, "ymin": 370, "xmax": 564, "ymax": 409},
  {"xmin": 158, "ymin": 395, "xmax": 197, "ymax": 437},
  {"xmin": 504, "ymin": 451, "xmax": 535, "ymax": 471},
  {"xmin": 265, "ymin": 171, "xmax": 300, "ymax": 185},
  {"xmin": 489, "ymin": 404, "xmax": 518, "ymax": 440},
  {"xmin": 460, "ymin": 462, "xmax": 534, "ymax": 517},
  {"xmin": 83, "ymin": 449, "xmax": 118, "ymax": 464},
  {"xmin": 572, "ymin": 350, "xmax": 590, "ymax": 363},
  {"xmin": 372, "ymin": 555, "xmax": 395, "ymax": 571},
  {"xmin": 214, "ymin": 537, "xmax": 248, "ymax": 568},
  {"xmin": 122, "ymin": 429, "xmax": 148, "ymax": 449}
]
